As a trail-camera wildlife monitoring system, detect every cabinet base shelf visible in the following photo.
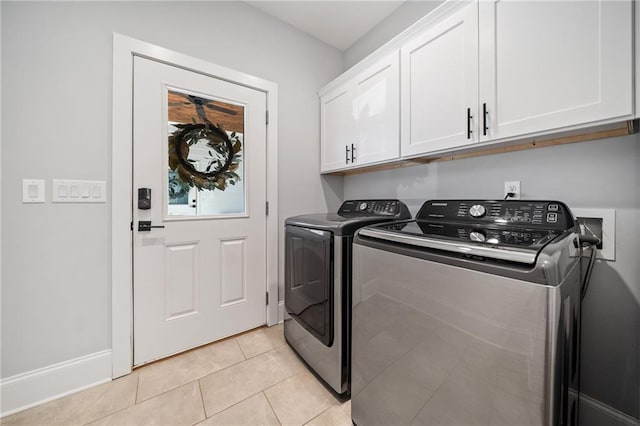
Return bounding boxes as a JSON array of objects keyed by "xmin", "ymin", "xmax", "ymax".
[{"xmin": 329, "ymin": 120, "xmax": 637, "ymax": 176}]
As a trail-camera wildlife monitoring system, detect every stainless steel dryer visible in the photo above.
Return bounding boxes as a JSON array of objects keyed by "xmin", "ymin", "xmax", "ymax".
[
  {"xmin": 284, "ymin": 200, "xmax": 410, "ymax": 396},
  {"xmin": 352, "ymin": 200, "xmax": 582, "ymax": 426}
]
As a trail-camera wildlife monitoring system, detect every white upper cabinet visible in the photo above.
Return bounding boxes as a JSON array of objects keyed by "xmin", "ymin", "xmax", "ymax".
[
  {"xmin": 479, "ymin": 0, "xmax": 633, "ymax": 142},
  {"xmin": 320, "ymin": 0, "xmax": 634, "ymax": 171},
  {"xmin": 320, "ymin": 52, "xmax": 400, "ymax": 172},
  {"xmin": 354, "ymin": 52, "xmax": 400, "ymax": 166},
  {"xmin": 401, "ymin": 2, "xmax": 479, "ymax": 157},
  {"xmin": 320, "ymin": 83, "xmax": 355, "ymax": 172}
]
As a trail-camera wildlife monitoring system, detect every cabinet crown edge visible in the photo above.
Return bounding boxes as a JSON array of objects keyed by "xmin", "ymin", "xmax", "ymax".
[{"xmin": 318, "ymin": 0, "xmax": 472, "ymax": 98}]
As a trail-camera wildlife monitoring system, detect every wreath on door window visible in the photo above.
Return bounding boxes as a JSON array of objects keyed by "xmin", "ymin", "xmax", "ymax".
[{"xmin": 168, "ymin": 122, "xmax": 242, "ymax": 192}]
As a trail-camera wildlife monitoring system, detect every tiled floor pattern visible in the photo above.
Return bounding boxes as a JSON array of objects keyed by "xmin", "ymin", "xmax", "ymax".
[{"xmin": 2, "ymin": 324, "xmax": 352, "ymax": 426}]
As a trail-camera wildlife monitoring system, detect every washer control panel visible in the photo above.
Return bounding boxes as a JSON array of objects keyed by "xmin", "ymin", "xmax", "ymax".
[
  {"xmin": 416, "ymin": 200, "xmax": 575, "ymax": 230},
  {"xmin": 339, "ymin": 199, "xmax": 407, "ymax": 217}
]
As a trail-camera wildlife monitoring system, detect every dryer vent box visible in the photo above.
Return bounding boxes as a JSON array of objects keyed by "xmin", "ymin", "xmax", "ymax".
[{"xmin": 571, "ymin": 208, "xmax": 615, "ymax": 261}]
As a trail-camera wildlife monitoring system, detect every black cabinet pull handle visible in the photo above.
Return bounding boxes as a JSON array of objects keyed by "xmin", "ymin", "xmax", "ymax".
[
  {"xmin": 467, "ymin": 108, "xmax": 473, "ymax": 139},
  {"xmin": 345, "ymin": 145, "xmax": 350, "ymax": 164},
  {"xmin": 483, "ymin": 103, "xmax": 488, "ymax": 136},
  {"xmin": 351, "ymin": 143, "xmax": 356, "ymax": 162}
]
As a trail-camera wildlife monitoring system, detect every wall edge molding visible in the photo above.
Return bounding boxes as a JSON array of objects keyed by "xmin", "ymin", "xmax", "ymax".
[
  {"xmin": 0, "ymin": 350, "xmax": 112, "ymax": 418},
  {"xmin": 278, "ymin": 300, "xmax": 285, "ymax": 323}
]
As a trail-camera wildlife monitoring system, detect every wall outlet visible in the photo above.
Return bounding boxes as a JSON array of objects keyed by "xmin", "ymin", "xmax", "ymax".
[{"xmin": 504, "ymin": 181, "xmax": 521, "ymax": 200}]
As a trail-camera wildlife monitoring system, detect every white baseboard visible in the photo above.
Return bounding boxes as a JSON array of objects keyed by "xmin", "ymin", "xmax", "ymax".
[
  {"xmin": 0, "ymin": 350, "xmax": 112, "ymax": 418},
  {"xmin": 581, "ymin": 393, "xmax": 640, "ymax": 426}
]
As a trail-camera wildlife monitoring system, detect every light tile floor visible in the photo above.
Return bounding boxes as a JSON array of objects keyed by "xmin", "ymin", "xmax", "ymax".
[{"xmin": 2, "ymin": 324, "xmax": 352, "ymax": 426}]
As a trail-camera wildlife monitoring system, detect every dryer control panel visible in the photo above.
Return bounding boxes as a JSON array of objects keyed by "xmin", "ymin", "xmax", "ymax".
[
  {"xmin": 416, "ymin": 200, "xmax": 576, "ymax": 230},
  {"xmin": 339, "ymin": 199, "xmax": 409, "ymax": 217}
]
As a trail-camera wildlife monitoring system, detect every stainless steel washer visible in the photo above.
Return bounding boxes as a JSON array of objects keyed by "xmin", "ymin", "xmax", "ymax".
[
  {"xmin": 352, "ymin": 200, "xmax": 582, "ymax": 425},
  {"xmin": 284, "ymin": 200, "xmax": 410, "ymax": 396}
]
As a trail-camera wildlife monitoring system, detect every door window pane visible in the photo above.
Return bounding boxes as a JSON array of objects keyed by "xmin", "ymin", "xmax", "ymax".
[{"xmin": 167, "ymin": 89, "xmax": 245, "ymax": 216}]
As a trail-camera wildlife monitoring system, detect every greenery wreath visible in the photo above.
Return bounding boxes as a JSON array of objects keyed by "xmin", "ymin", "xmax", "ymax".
[{"xmin": 168, "ymin": 122, "xmax": 242, "ymax": 195}]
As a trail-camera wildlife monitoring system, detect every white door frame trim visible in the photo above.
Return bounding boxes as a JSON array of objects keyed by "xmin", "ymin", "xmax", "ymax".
[{"xmin": 111, "ymin": 33, "xmax": 279, "ymax": 378}]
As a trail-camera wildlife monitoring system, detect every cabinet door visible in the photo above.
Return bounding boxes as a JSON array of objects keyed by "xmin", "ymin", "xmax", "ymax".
[
  {"xmin": 320, "ymin": 84, "xmax": 355, "ymax": 172},
  {"xmin": 400, "ymin": 2, "xmax": 479, "ymax": 157},
  {"xmin": 479, "ymin": 0, "xmax": 633, "ymax": 141},
  {"xmin": 354, "ymin": 52, "xmax": 400, "ymax": 166}
]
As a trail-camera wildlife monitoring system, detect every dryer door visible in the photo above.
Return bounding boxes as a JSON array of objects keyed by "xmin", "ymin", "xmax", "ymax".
[{"xmin": 284, "ymin": 225, "xmax": 334, "ymax": 346}]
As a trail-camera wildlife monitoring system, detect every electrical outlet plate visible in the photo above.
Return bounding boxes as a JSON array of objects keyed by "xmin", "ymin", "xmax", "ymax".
[
  {"xmin": 571, "ymin": 208, "xmax": 615, "ymax": 261},
  {"xmin": 504, "ymin": 180, "xmax": 521, "ymax": 200}
]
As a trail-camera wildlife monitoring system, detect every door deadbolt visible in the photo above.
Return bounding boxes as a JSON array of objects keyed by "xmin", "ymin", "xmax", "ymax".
[{"xmin": 138, "ymin": 188, "xmax": 152, "ymax": 210}]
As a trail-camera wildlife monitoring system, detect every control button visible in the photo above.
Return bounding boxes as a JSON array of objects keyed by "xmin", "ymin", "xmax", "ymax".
[
  {"xmin": 469, "ymin": 231, "xmax": 486, "ymax": 242},
  {"xmin": 358, "ymin": 202, "xmax": 368, "ymax": 211},
  {"xmin": 547, "ymin": 212, "xmax": 558, "ymax": 223},
  {"xmin": 469, "ymin": 205, "xmax": 486, "ymax": 218},
  {"xmin": 548, "ymin": 204, "xmax": 559, "ymax": 211}
]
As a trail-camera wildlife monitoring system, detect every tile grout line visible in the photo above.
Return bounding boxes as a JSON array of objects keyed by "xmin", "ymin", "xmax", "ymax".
[
  {"xmin": 263, "ymin": 370, "xmax": 339, "ymax": 426},
  {"xmin": 197, "ymin": 342, "xmax": 294, "ymax": 385},
  {"xmin": 195, "ymin": 389, "xmax": 277, "ymax": 424},
  {"xmin": 243, "ymin": 343, "xmax": 281, "ymax": 360},
  {"xmin": 134, "ymin": 373, "xmax": 140, "ymax": 404},
  {"xmin": 136, "ymin": 350, "xmax": 248, "ymax": 404},
  {"xmin": 200, "ymin": 349, "xmax": 304, "ymax": 421},
  {"xmin": 25, "ymin": 329, "xmax": 290, "ymax": 426},
  {"xmin": 17, "ymin": 328, "xmax": 286, "ymax": 426},
  {"xmin": 263, "ymin": 390, "xmax": 284, "ymax": 426},
  {"xmin": 304, "ymin": 398, "xmax": 351, "ymax": 426},
  {"xmin": 76, "ymin": 377, "xmax": 142, "ymax": 426},
  {"xmin": 197, "ymin": 378, "xmax": 208, "ymax": 420},
  {"xmin": 302, "ymin": 405, "xmax": 331, "ymax": 426},
  {"xmin": 234, "ymin": 336, "xmax": 249, "ymax": 360}
]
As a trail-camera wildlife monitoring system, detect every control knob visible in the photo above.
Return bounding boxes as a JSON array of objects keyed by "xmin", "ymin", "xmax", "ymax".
[
  {"xmin": 469, "ymin": 204, "xmax": 486, "ymax": 218},
  {"xmin": 358, "ymin": 202, "xmax": 368, "ymax": 211},
  {"xmin": 469, "ymin": 231, "xmax": 486, "ymax": 242}
]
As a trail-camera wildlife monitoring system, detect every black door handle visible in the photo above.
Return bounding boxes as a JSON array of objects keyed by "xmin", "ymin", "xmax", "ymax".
[
  {"xmin": 345, "ymin": 145, "xmax": 350, "ymax": 164},
  {"xmin": 483, "ymin": 103, "xmax": 488, "ymax": 136},
  {"xmin": 351, "ymin": 143, "xmax": 356, "ymax": 162},
  {"xmin": 138, "ymin": 221, "xmax": 165, "ymax": 232},
  {"xmin": 467, "ymin": 107, "xmax": 473, "ymax": 139}
]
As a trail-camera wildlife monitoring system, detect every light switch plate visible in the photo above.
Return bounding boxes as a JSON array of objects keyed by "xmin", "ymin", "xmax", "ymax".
[
  {"xmin": 22, "ymin": 179, "xmax": 45, "ymax": 203},
  {"xmin": 52, "ymin": 179, "xmax": 106, "ymax": 203}
]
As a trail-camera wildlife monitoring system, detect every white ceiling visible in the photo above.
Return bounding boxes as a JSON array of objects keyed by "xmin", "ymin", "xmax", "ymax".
[{"xmin": 247, "ymin": 1, "xmax": 406, "ymax": 51}]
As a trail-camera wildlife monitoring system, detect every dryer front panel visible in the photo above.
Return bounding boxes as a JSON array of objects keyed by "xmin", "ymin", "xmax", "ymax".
[{"xmin": 284, "ymin": 225, "xmax": 334, "ymax": 346}]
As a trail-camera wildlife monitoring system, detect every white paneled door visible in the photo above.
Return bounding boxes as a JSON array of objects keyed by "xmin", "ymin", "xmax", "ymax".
[{"xmin": 132, "ymin": 56, "xmax": 267, "ymax": 366}]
